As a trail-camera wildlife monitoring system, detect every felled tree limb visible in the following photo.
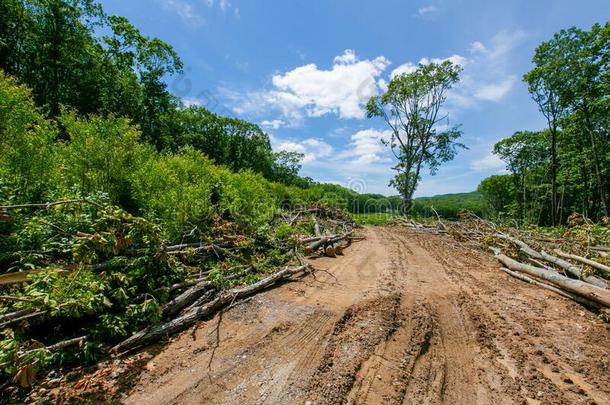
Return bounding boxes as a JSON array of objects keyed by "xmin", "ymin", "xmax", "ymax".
[
  {"xmin": 494, "ymin": 233, "xmax": 607, "ymax": 288},
  {"xmin": 162, "ymin": 280, "xmax": 213, "ymax": 317},
  {"xmin": 490, "ymin": 247, "xmax": 610, "ymax": 308},
  {"xmin": 500, "ymin": 267, "xmax": 600, "ymax": 309},
  {"xmin": 112, "ymin": 264, "xmax": 312, "ymax": 353},
  {"xmin": 554, "ymin": 250, "xmax": 610, "ymax": 276},
  {"xmin": 20, "ymin": 335, "xmax": 87, "ymax": 357},
  {"xmin": 0, "ymin": 309, "xmax": 36, "ymax": 324}
]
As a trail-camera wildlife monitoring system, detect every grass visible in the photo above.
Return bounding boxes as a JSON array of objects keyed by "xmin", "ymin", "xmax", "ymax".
[{"xmin": 353, "ymin": 212, "xmax": 399, "ymax": 226}]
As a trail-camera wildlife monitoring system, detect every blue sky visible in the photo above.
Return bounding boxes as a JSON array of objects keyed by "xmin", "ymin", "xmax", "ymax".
[{"xmin": 101, "ymin": 0, "xmax": 610, "ymax": 197}]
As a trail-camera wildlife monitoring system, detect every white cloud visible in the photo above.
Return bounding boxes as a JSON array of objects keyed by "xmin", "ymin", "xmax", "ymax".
[
  {"xmin": 230, "ymin": 50, "xmax": 390, "ymax": 123},
  {"xmin": 469, "ymin": 41, "xmax": 487, "ymax": 54},
  {"xmin": 260, "ymin": 119, "xmax": 285, "ymax": 129},
  {"xmin": 487, "ymin": 30, "xmax": 527, "ymax": 61},
  {"xmin": 474, "ymin": 76, "xmax": 517, "ymax": 101},
  {"xmin": 182, "ymin": 97, "xmax": 203, "ymax": 107},
  {"xmin": 159, "ymin": 0, "xmax": 204, "ymax": 27},
  {"xmin": 417, "ymin": 5, "xmax": 438, "ymax": 15},
  {"xmin": 390, "ymin": 62, "xmax": 417, "ymax": 79},
  {"xmin": 271, "ymin": 136, "xmax": 334, "ymax": 164},
  {"xmin": 391, "ymin": 54, "xmax": 467, "ymax": 79},
  {"xmin": 339, "ymin": 129, "xmax": 392, "ymax": 164},
  {"xmin": 470, "ymin": 153, "xmax": 506, "ymax": 172}
]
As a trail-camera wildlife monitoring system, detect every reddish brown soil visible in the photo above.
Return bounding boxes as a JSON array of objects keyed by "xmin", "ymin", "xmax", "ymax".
[{"xmin": 36, "ymin": 227, "xmax": 610, "ymax": 404}]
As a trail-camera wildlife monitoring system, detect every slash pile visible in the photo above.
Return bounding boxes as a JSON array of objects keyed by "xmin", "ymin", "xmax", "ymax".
[
  {"xmin": 397, "ymin": 211, "xmax": 610, "ymax": 316},
  {"xmin": 0, "ymin": 199, "xmax": 358, "ymax": 390}
]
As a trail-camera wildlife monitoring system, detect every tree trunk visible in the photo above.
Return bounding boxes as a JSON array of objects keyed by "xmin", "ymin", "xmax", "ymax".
[
  {"xmin": 113, "ymin": 265, "xmax": 311, "ymax": 353},
  {"xmin": 582, "ymin": 100, "xmax": 609, "ymax": 217},
  {"xmin": 491, "ymin": 250, "xmax": 610, "ymax": 308},
  {"xmin": 494, "ymin": 233, "xmax": 608, "ymax": 288},
  {"xmin": 550, "ymin": 124, "xmax": 558, "ymax": 226}
]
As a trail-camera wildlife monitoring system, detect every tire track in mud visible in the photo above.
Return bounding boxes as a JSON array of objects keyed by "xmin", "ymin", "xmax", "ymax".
[
  {"xmin": 407, "ymin": 229, "xmax": 610, "ymax": 405},
  {"xmin": 117, "ymin": 227, "xmax": 609, "ymax": 405},
  {"xmin": 302, "ymin": 294, "xmax": 402, "ymax": 405}
]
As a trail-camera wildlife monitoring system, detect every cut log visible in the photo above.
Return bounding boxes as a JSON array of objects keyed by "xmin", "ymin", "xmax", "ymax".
[
  {"xmin": 325, "ymin": 245, "xmax": 336, "ymax": 258},
  {"xmin": 500, "ymin": 268, "xmax": 600, "ymax": 309},
  {"xmin": 494, "ymin": 233, "xmax": 607, "ymax": 288},
  {"xmin": 539, "ymin": 250, "xmax": 607, "ymax": 289},
  {"xmin": 554, "ymin": 250, "xmax": 610, "ymax": 276},
  {"xmin": 490, "ymin": 248, "xmax": 610, "ymax": 308},
  {"xmin": 162, "ymin": 281, "xmax": 213, "ymax": 316},
  {"xmin": 305, "ymin": 237, "xmax": 332, "ymax": 254},
  {"xmin": 335, "ymin": 245, "xmax": 344, "ymax": 255},
  {"xmin": 112, "ymin": 264, "xmax": 311, "ymax": 353}
]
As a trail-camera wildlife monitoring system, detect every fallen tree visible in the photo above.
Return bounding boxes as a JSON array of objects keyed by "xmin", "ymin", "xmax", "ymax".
[
  {"xmin": 0, "ymin": 200, "xmax": 358, "ymax": 390},
  {"xmin": 494, "ymin": 233, "xmax": 608, "ymax": 288},
  {"xmin": 112, "ymin": 264, "xmax": 312, "ymax": 353},
  {"xmin": 554, "ymin": 250, "xmax": 610, "ymax": 277},
  {"xmin": 499, "ymin": 267, "xmax": 602, "ymax": 309},
  {"xmin": 491, "ymin": 247, "xmax": 610, "ymax": 308}
]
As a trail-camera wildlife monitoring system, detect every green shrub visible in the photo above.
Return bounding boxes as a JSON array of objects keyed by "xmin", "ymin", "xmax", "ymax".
[{"xmin": 0, "ymin": 71, "xmax": 58, "ymax": 202}]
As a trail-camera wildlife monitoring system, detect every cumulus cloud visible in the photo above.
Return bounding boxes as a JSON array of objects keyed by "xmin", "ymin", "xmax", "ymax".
[
  {"xmin": 390, "ymin": 62, "xmax": 417, "ymax": 79},
  {"xmin": 474, "ymin": 76, "xmax": 517, "ymax": 102},
  {"xmin": 470, "ymin": 153, "xmax": 506, "ymax": 172},
  {"xmin": 260, "ymin": 119, "xmax": 285, "ymax": 129},
  {"xmin": 271, "ymin": 128, "xmax": 392, "ymax": 169},
  {"xmin": 340, "ymin": 129, "xmax": 393, "ymax": 164},
  {"xmin": 230, "ymin": 50, "xmax": 390, "ymax": 123},
  {"xmin": 271, "ymin": 136, "xmax": 334, "ymax": 164}
]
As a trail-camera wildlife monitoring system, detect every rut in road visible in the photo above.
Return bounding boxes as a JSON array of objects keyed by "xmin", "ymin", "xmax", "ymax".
[{"xmin": 98, "ymin": 227, "xmax": 609, "ymax": 404}]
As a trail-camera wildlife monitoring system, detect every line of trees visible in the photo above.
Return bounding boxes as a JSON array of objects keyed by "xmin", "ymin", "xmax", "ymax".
[
  {"xmin": 478, "ymin": 23, "xmax": 610, "ymax": 225},
  {"xmin": 0, "ymin": 0, "xmax": 310, "ymax": 189}
]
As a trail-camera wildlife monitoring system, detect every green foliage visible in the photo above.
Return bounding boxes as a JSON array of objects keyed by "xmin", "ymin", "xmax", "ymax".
[
  {"xmin": 353, "ymin": 213, "xmax": 397, "ymax": 226},
  {"xmin": 477, "ymin": 175, "xmax": 515, "ymax": 217},
  {"xmin": 0, "ymin": 71, "xmax": 58, "ymax": 202},
  {"xmin": 60, "ymin": 111, "xmax": 150, "ymax": 207},
  {"xmin": 412, "ymin": 192, "xmax": 486, "ymax": 219}
]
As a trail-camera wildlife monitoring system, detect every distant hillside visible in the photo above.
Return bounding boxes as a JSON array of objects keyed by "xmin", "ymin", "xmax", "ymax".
[{"xmin": 412, "ymin": 191, "xmax": 485, "ymax": 219}]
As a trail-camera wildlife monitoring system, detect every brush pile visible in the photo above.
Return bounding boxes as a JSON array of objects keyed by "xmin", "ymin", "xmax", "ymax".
[
  {"xmin": 398, "ymin": 210, "xmax": 610, "ymax": 314},
  {"xmin": 0, "ymin": 199, "xmax": 358, "ymax": 390}
]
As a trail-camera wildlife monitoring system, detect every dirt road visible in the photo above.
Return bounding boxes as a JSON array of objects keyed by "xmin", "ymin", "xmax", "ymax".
[{"xmin": 64, "ymin": 227, "xmax": 610, "ymax": 404}]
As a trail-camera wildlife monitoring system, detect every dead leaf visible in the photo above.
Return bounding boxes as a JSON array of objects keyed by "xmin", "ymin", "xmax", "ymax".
[{"xmin": 13, "ymin": 363, "xmax": 37, "ymax": 387}]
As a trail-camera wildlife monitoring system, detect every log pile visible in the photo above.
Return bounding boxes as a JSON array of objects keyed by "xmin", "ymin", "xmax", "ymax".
[{"xmin": 397, "ymin": 211, "xmax": 610, "ymax": 314}]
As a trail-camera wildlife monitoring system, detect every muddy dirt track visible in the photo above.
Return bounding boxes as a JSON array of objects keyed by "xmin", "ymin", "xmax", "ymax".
[{"xmin": 64, "ymin": 227, "xmax": 610, "ymax": 404}]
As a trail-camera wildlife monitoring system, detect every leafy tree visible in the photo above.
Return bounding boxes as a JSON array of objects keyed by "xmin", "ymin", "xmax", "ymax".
[
  {"xmin": 493, "ymin": 131, "xmax": 549, "ymax": 223},
  {"xmin": 477, "ymin": 175, "xmax": 514, "ymax": 217},
  {"xmin": 0, "ymin": 70, "xmax": 58, "ymax": 201},
  {"xmin": 524, "ymin": 39, "xmax": 566, "ymax": 225},
  {"xmin": 366, "ymin": 61, "xmax": 465, "ymax": 212}
]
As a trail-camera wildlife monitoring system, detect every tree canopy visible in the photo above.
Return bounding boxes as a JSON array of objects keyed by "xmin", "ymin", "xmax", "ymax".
[{"xmin": 366, "ymin": 61, "xmax": 466, "ymax": 212}]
